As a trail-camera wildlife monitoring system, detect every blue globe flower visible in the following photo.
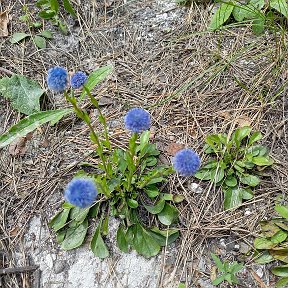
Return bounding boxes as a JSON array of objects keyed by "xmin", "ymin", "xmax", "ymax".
[
  {"xmin": 173, "ymin": 149, "xmax": 201, "ymax": 176},
  {"xmin": 64, "ymin": 178, "xmax": 98, "ymax": 208},
  {"xmin": 124, "ymin": 108, "xmax": 151, "ymax": 133},
  {"xmin": 70, "ymin": 71, "xmax": 88, "ymax": 89},
  {"xmin": 47, "ymin": 66, "xmax": 68, "ymax": 92}
]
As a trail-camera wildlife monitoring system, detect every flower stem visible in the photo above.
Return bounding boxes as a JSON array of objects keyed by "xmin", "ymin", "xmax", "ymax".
[{"xmin": 127, "ymin": 133, "xmax": 138, "ymax": 192}]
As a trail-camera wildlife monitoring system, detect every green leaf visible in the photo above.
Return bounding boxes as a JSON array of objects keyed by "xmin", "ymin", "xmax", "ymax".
[
  {"xmin": 239, "ymin": 174, "xmax": 260, "ymax": 187},
  {"xmin": 248, "ymin": 131, "xmax": 262, "ymax": 145},
  {"xmin": 61, "ymin": 219, "xmax": 88, "ymax": 250},
  {"xmin": 39, "ymin": 10, "xmax": 56, "ymax": 19},
  {"xmin": 232, "ymin": 126, "xmax": 252, "ymax": 148},
  {"xmin": 144, "ymin": 185, "xmax": 160, "ymax": 198},
  {"xmin": 224, "ymin": 188, "xmax": 242, "ymax": 210},
  {"xmin": 252, "ymin": 16, "xmax": 265, "ymax": 35},
  {"xmin": 275, "ymin": 205, "xmax": 288, "ymax": 219},
  {"xmin": 270, "ymin": 0, "xmax": 288, "ymax": 18},
  {"xmin": 254, "ymin": 251, "xmax": 274, "ymax": 264},
  {"xmin": 252, "ymin": 156, "xmax": 274, "ymax": 166},
  {"xmin": 149, "ymin": 227, "xmax": 179, "ymax": 246},
  {"xmin": 173, "ymin": 194, "xmax": 185, "ymax": 203},
  {"xmin": 70, "ymin": 207, "xmax": 90, "ymax": 223},
  {"xmin": 63, "ymin": 0, "xmax": 77, "ymax": 17},
  {"xmin": 275, "ymin": 277, "xmax": 288, "ymax": 288},
  {"xmin": 138, "ymin": 130, "xmax": 150, "ymax": 154},
  {"xmin": 272, "ymin": 265, "xmax": 288, "ymax": 277},
  {"xmin": 33, "ymin": 35, "xmax": 46, "ymax": 49},
  {"xmin": 49, "ymin": 208, "xmax": 70, "ymax": 231},
  {"xmin": 225, "ymin": 175, "xmax": 238, "ymax": 187},
  {"xmin": 143, "ymin": 199, "xmax": 165, "ymax": 214},
  {"xmin": 102, "ymin": 214, "xmax": 109, "ymax": 236},
  {"xmin": 0, "ymin": 75, "xmax": 44, "ymax": 115},
  {"xmin": 240, "ymin": 188, "xmax": 254, "ymax": 200},
  {"xmin": 254, "ymin": 238, "xmax": 275, "ymax": 249},
  {"xmin": 0, "ymin": 109, "xmax": 72, "ymax": 148},
  {"xmin": 116, "ymin": 225, "xmax": 129, "ymax": 253},
  {"xmin": 38, "ymin": 30, "xmax": 53, "ymax": 39},
  {"xmin": 211, "ymin": 253, "xmax": 225, "ymax": 272},
  {"xmin": 212, "ymin": 274, "xmax": 226, "ymax": 286},
  {"xmin": 132, "ymin": 224, "xmax": 160, "ymax": 257},
  {"xmin": 247, "ymin": 145, "xmax": 267, "ymax": 156},
  {"xmin": 56, "ymin": 230, "xmax": 66, "ymax": 243},
  {"xmin": 230, "ymin": 262, "xmax": 244, "ymax": 274},
  {"xmin": 213, "ymin": 167, "xmax": 225, "ymax": 183},
  {"xmin": 50, "ymin": 0, "xmax": 59, "ymax": 11},
  {"xmin": 10, "ymin": 32, "xmax": 30, "ymax": 44},
  {"xmin": 80, "ymin": 66, "xmax": 113, "ymax": 100},
  {"xmin": 194, "ymin": 168, "xmax": 215, "ymax": 181},
  {"xmin": 90, "ymin": 223, "xmax": 109, "ymax": 258},
  {"xmin": 209, "ymin": 2, "xmax": 234, "ymax": 31},
  {"xmin": 271, "ymin": 230, "xmax": 288, "ymax": 244},
  {"xmin": 178, "ymin": 284, "xmax": 186, "ymax": 288},
  {"xmin": 157, "ymin": 203, "xmax": 179, "ymax": 225},
  {"xmin": 127, "ymin": 199, "xmax": 139, "ymax": 209}
]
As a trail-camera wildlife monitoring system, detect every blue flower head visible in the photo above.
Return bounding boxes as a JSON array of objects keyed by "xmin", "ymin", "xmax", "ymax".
[
  {"xmin": 47, "ymin": 66, "xmax": 68, "ymax": 92},
  {"xmin": 70, "ymin": 71, "xmax": 88, "ymax": 89},
  {"xmin": 124, "ymin": 108, "xmax": 151, "ymax": 133},
  {"xmin": 64, "ymin": 178, "xmax": 98, "ymax": 208},
  {"xmin": 173, "ymin": 148, "xmax": 201, "ymax": 176}
]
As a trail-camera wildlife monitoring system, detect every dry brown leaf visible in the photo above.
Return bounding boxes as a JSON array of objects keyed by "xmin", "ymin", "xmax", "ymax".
[
  {"xmin": 0, "ymin": 11, "xmax": 9, "ymax": 37},
  {"xmin": 8, "ymin": 132, "xmax": 33, "ymax": 156},
  {"xmin": 236, "ymin": 115, "xmax": 252, "ymax": 127},
  {"xmin": 166, "ymin": 143, "xmax": 185, "ymax": 156}
]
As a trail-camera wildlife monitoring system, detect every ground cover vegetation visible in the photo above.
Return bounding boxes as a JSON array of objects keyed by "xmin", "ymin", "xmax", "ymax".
[{"xmin": 0, "ymin": 0, "xmax": 287, "ymax": 287}]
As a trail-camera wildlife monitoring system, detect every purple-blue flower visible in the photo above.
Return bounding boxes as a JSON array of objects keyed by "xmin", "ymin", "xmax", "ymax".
[
  {"xmin": 173, "ymin": 149, "xmax": 201, "ymax": 176},
  {"xmin": 124, "ymin": 108, "xmax": 151, "ymax": 133},
  {"xmin": 47, "ymin": 66, "xmax": 68, "ymax": 92},
  {"xmin": 64, "ymin": 178, "xmax": 98, "ymax": 208},
  {"xmin": 70, "ymin": 71, "xmax": 88, "ymax": 89}
]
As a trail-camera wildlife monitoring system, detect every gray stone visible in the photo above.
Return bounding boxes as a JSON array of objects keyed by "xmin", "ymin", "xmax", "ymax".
[{"xmin": 54, "ymin": 260, "xmax": 67, "ymax": 274}]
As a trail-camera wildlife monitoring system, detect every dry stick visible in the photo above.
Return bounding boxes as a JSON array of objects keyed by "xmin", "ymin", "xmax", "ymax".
[{"xmin": 0, "ymin": 265, "xmax": 39, "ymax": 275}]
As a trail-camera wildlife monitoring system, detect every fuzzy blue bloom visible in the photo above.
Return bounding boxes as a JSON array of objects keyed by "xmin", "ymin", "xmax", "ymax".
[
  {"xmin": 70, "ymin": 71, "xmax": 88, "ymax": 89},
  {"xmin": 124, "ymin": 108, "xmax": 151, "ymax": 133},
  {"xmin": 173, "ymin": 148, "xmax": 201, "ymax": 176},
  {"xmin": 47, "ymin": 66, "xmax": 68, "ymax": 92},
  {"xmin": 64, "ymin": 178, "xmax": 98, "ymax": 208}
]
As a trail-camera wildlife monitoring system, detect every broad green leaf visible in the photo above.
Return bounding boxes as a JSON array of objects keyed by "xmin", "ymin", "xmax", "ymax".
[
  {"xmin": 194, "ymin": 168, "xmax": 215, "ymax": 181},
  {"xmin": 127, "ymin": 199, "xmax": 139, "ymax": 209},
  {"xmin": 160, "ymin": 193, "xmax": 174, "ymax": 201},
  {"xmin": 276, "ymin": 277, "xmax": 288, "ymax": 288},
  {"xmin": 144, "ymin": 185, "xmax": 159, "ymax": 198},
  {"xmin": 178, "ymin": 284, "xmax": 186, "ymax": 288},
  {"xmin": 10, "ymin": 32, "xmax": 30, "ymax": 44},
  {"xmin": 157, "ymin": 203, "xmax": 179, "ymax": 225},
  {"xmin": 132, "ymin": 224, "xmax": 160, "ymax": 257},
  {"xmin": 233, "ymin": 4, "xmax": 248, "ymax": 21},
  {"xmin": 80, "ymin": 66, "xmax": 113, "ymax": 100},
  {"xmin": 202, "ymin": 160, "xmax": 218, "ymax": 169},
  {"xmin": 50, "ymin": 0, "xmax": 59, "ymax": 12},
  {"xmin": 63, "ymin": 0, "xmax": 77, "ymax": 17},
  {"xmin": 33, "ymin": 35, "xmax": 46, "ymax": 49},
  {"xmin": 248, "ymin": 131, "xmax": 262, "ymax": 145},
  {"xmin": 212, "ymin": 274, "xmax": 225, "ymax": 286},
  {"xmin": 213, "ymin": 167, "xmax": 225, "ymax": 183},
  {"xmin": 70, "ymin": 207, "xmax": 90, "ymax": 223},
  {"xmin": 254, "ymin": 237, "xmax": 275, "ymax": 249},
  {"xmin": 149, "ymin": 227, "xmax": 179, "ymax": 246},
  {"xmin": 224, "ymin": 188, "xmax": 242, "ymax": 210},
  {"xmin": 272, "ymin": 265, "xmax": 288, "ymax": 277},
  {"xmin": 247, "ymin": 145, "xmax": 267, "ymax": 156},
  {"xmin": 270, "ymin": 249, "xmax": 288, "ymax": 263},
  {"xmin": 260, "ymin": 221, "xmax": 281, "ymax": 237},
  {"xmin": 271, "ymin": 230, "xmax": 288, "ymax": 244},
  {"xmin": 211, "ymin": 253, "xmax": 224, "ymax": 272},
  {"xmin": 39, "ymin": 10, "xmax": 56, "ymax": 19},
  {"xmin": 240, "ymin": 174, "xmax": 260, "ymax": 187},
  {"xmin": 62, "ymin": 202, "xmax": 75, "ymax": 209},
  {"xmin": 117, "ymin": 225, "xmax": 129, "ymax": 252},
  {"xmin": 91, "ymin": 223, "xmax": 109, "ymax": 258},
  {"xmin": 209, "ymin": 2, "xmax": 234, "ymax": 31},
  {"xmin": 143, "ymin": 199, "xmax": 165, "ymax": 214},
  {"xmin": 138, "ymin": 130, "xmax": 150, "ymax": 154},
  {"xmin": 61, "ymin": 219, "xmax": 88, "ymax": 250},
  {"xmin": 49, "ymin": 208, "xmax": 70, "ymax": 231},
  {"xmin": 252, "ymin": 156, "xmax": 273, "ymax": 166},
  {"xmin": 252, "ymin": 17, "xmax": 265, "ymax": 35},
  {"xmin": 254, "ymin": 251, "xmax": 274, "ymax": 264},
  {"xmin": 0, "ymin": 109, "xmax": 72, "ymax": 148},
  {"xmin": 56, "ymin": 230, "xmax": 66, "ymax": 243},
  {"xmin": 270, "ymin": 0, "xmax": 288, "ymax": 18},
  {"xmin": 102, "ymin": 214, "xmax": 109, "ymax": 236},
  {"xmin": 240, "ymin": 188, "xmax": 254, "ymax": 200},
  {"xmin": 275, "ymin": 205, "xmax": 288, "ymax": 219},
  {"xmin": 38, "ymin": 30, "xmax": 53, "ymax": 39},
  {"xmin": 232, "ymin": 126, "xmax": 252, "ymax": 148},
  {"xmin": 225, "ymin": 175, "xmax": 237, "ymax": 187},
  {"xmin": 0, "ymin": 75, "xmax": 44, "ymax": 115}
]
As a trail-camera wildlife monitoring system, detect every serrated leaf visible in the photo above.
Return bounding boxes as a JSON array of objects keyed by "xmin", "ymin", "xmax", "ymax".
[
  {"xmin": 117, "ymin": 225, "xmax": 129, "ymax": 252},
  {"xmin": 10, "ymin": 32, "xmax": 30, "ymax": 44},
  {"xmin": 132, "ymin": 224, "xmax": 160, "ymax": 257},
  {"xmin": 49, "ymin": 208, "xmax": 70, "ymax": 231},
  {"xmin": 209, "ymin": 2, "xmax": 234, "ymax": 31},
  {"xmin": 270, "ymin": 0, "xmax": 288, "ymax": 18},
  {"xmin": 63, "ymin": 0, "xmax": 77, "ymax": 17},
  {"xmin": 0, "ymin": 75, "xmax": 44, "ymax": 115},
  {"xmin": 33, "ymin": 35, "xmax": 46, "ymax": 49},
  {"xmin": 80, "ymin": 66, "xmax": 113, "ymax": 100},
  {"xmin": 275, "ymin": 205, "xmax": 288, "ymax": 219},
  {"xmin": 0, "ymin": 109, "xmax": 72, "ymax": 148},
  {"xmin": 143, "ymin": 199, "xmax": 165, "ymax": 214},
  {"xmin": 91, "ymin": 222, "xmax": 109, "ymax": 258},
  {"xmin": 254, "ymin": 237, "xmax": 275, "ymax": 249},
  {"xmin": 157, "ymin": 203, "xmax": 179, "ymax": 225},
  {"xmin": 61, "ymin": 219, "xmax": 88, "ymax": 250},
  {"xmin": 211, "ymin": 253, "xmax": 225, "ymax": 272}
]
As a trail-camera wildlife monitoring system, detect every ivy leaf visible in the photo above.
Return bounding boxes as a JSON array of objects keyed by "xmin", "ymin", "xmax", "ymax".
[
  {"xmin": 132, "ymin": 224, "xmax": 160, "ymax": 257},
  {"xmin": 0, "ymin": 75, "xmax": 44, "ymax": 115},
  {"xmin": 61, "ymin": 219, "xmax": 88, "ymax": 250},
  {"xmin": 90, "ymin": 222, "xmax": 109, "ymax": 258},
  {"xmin": 270, "ymin": 0, "xmax": 288, "ymax": 18},
  {"xmin": 157, "ymin": 203, "xmax": 179, "ymax": 225},
  {"xmin": 209, "ymin": 2, "xmax": 234, "ymax": 31},
  {"xmin": 0, "ymin": 109, "xmax": 73, "ymax": 148}
]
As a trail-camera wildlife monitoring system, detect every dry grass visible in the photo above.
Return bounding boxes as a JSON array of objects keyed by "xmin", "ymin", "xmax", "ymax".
[{"xmin": 0, "ymin": 0, "xmax": 287, "ymax": 287}]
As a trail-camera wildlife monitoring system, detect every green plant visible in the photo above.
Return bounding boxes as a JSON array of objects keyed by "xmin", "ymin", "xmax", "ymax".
[
  {"xmin": 209, "ymin": 0, "xmax": 288, "ymax": 35},
  {"xmin": 10, "ymin": 5, "xmax": 53, "ymax": 49},
  {"xmin": 195, "ymin": 127, "xmax": 273, "ymax": 209},
  {"xmin": 211, "ymin": 253, "xmax": 244, "ymax": 285},
  {"xmin": 254, "ymin": 203, "xmax": 288, "ymax": 288},
  {"xmin": 36, "ymin": 0, "xmax": 77, "ymax": 34}
]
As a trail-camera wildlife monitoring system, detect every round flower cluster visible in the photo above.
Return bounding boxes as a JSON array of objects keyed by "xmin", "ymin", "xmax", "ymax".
[
  {"xmin": 47, "ymin": 67, "xmax": 87, "ymax": 92},
  {"xmin": 64, "ymin": 178, "xmax": 98, "ymax": 208},
  {"xmin": 173, "ymin": 148, "xmax": 201, "ymax": 176},
  {"xmin": 124, "ymin": 108, "xmax": 151, "ymax": 133}
]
